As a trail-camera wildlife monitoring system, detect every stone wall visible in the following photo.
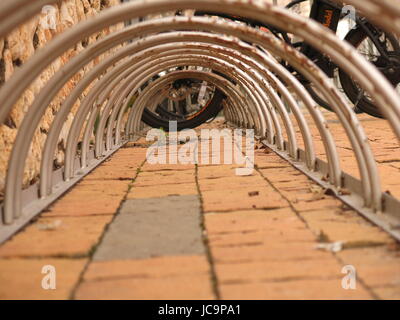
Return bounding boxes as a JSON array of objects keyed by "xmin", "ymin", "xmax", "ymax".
[{"xmin": 0, "ymin": 0, "xmax": 124, "ymax": 200}]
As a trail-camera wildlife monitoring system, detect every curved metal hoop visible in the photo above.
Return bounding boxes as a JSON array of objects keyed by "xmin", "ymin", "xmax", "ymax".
[{"xmin": 1, "ymin": 0, "xmax": 400, "ymax": 244}]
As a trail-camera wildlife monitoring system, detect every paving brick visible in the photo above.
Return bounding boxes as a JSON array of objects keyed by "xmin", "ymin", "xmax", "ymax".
[
  {"xmin": 202, "ymin": 186, "xmax": 287, "ymax": 212},
  {"xmin": 272, "ymin": 181, "xmax": 313, "ymax": 190},
  {"xmin": 210, "ymin": 242, "xmax": 333, "ymax": 263},
  {"xmin": 283, "ymin": 191, "xmax": 322, "ymax": 202},
  {"xmin": 75, "ymin": 274, "xmax": 214, "ymax": 300},
  {"xmin": 83, "ymin": 168, "xmax": 138, "ymax": 181},
  {"xmin": 259, "ymin": 169, "xmax": 307, "ymax": 183},
  {"xmin": 44, "ymin": 196, "xmax": 123, "ymax": 217},
  {"xmin": 305, "ymin": 220, "xmax": 392, "ymax": 245},
  {"xmin": 299, "ymin": 208, "xmax": 360, "ymax": 224},
  {"xmin": 74, "ymin": 180, "xmax": 131, "ymax": 192},
  {"xmin": 0, "ymin": 215, "xmax": 113, "ymax": 258},
  {"xmin": 356, "ymin": 264, "xmax": 400, "ymax": 288},
  {"xmin": 214, "ymin": 258, "xmax": 342, "ymax": 284},
  {"xmin": 373, "ymin": 287, "xmax": 400, "ymax": 300},
  {"xmin": 127, "ymin": 183, "xmax": 198, "ymax": 199},
  {"xmin": 291, "ymin": 198, "xmax": 343, "ymax": 212},
  {"xmin": 134, "ymin": 170, "xmax": 195, "ymax": 187},
  {"xmin": 56, "ymin": 180, "xmax": 131, "ymax": 200},
  {"xmin": 337, "ymin": 247, "xmax": 400, "ymax": 288},
  {"xmin": 198, "ymin": 165, "xmax": 242, "ymax": 179},
  {"xmin": 41, "ymin": 180, "xmax": 130, "ymax": 218},
  {"xmin": 219, "ymin": 279, "xmax": 372, "ymax": 300},
  {"xmin": 199, "ymin": 176, "xmax": 267, "ymax": 192},
  {"xmin": 141, "ymin": 162, "xmax": 195, "ymax": 172},
  {"xmin": 337, "ymin": 247, "xmax": 400, "ymax": 264},
  {"xmin": 254, "ymin": 158, "xmax": 290, "ymax": 169},
  {"xmin": 208, "ymin": 227, "xmax": 316, "ymax": 247},
  {"xmin": 0, "ymin": 258, "xmax": 87, "ymax": 300},
  {"xmin": 117, "ymin": 146, "xmax": 149, "ymax": 155},
  {"xmin": 102, "ymin": 154, "xmax": 146, "ymax": 164},
  {"xmin": 204, "ymin": 208, "xmax": 298, "ymax": 234},
  {"xmin": 83, "ymin": 255, "xmax": 210, "ymax": 281}
]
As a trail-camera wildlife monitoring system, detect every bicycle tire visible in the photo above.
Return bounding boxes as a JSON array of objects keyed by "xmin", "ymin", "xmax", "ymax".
[
  {"xmin": 303, "ymin": 83, "xmax": 335, "ymax": 111},
  {"xmin": 141, "ymin": 89, "xmax": 226, "ymax": 131},
  {"xmin": 339, "ymin": 26, "xmax": 400, "ymax": 118}
]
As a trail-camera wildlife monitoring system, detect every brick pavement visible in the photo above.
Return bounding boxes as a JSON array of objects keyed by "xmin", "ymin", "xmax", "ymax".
[{"xmin": 0, "ymin": 119, "xmax": 399, "ymax": 300}]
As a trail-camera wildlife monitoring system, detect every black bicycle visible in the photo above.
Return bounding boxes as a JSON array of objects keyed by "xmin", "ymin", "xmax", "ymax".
[
  {"xmin": 141, "ymin": 76, "xmax": 227, "ymax": 131},
  {"xmin": 195, "ymin": 0, "xmax": 400, "ymax": 118},
  {"xmin": 141, "ymin": 71, "xmax": 228, "ymax": 131},
  {"xmin": 142, "ymin": 0, "xmax": 400, "ymax": 130}
]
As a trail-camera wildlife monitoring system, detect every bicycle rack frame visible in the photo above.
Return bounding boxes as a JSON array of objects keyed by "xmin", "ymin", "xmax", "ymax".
[{"xmin": 0, "ymin": 0, "xmax": 400, "ymax": 243}]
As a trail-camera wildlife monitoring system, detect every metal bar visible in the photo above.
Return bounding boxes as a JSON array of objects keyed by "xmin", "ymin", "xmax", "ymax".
[
  {"xmin": 261, "ymin": 139, "xmax": 400, "ymax": 243},
  {"xmin": 3, "ymin": 22, "xmax": 376, "ymax": 221},
  {"xmin": 127, "ymin": 70, "xmax": 253, "ymax": 135},
  {"xmin": 0, "ymin": 144, "xmax": 123, "ymax": 244},
  {"xmin": 1, "ymin": 1, "xmax": 399, "ymax": 142},
  {"xmin": 39, "ymin": 26, "xmax": 336, "ymax": 202},
  {"xmin": 98, "ymin": 55, "xmax": 266, "ymax": 156},
  {"xmin": 2, "ymin": 15, "xmax": 387, "ymax": 220},
  {"xmin": 100, "ymin": 51, "xmax": 300, "ymax": 161}
]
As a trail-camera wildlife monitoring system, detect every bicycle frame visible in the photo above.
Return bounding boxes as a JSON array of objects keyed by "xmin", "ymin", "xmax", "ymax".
[
  {"xmin": 299, "ymin": 0, "xmax": 342, "ymax": 77},
  {"xmin": 195, "ymin": 0, "xmax": 394, "ymax": 79},
  {"xmin": 295, "ymin": 0, "xmax": 394, "ymax": 76},
  {"xmin": 194, "ymin": 1, "xmax": 342, "ymax": 77}
]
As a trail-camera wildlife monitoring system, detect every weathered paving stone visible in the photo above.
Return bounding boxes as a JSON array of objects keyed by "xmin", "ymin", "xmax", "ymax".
[
  {"xmin": 219, "ymin": 279, "xmax": 373, "ymax": 300},
  {"xmin": 127, "ymin": 183, "xmax": 198, "ymax": 199},
  {"xmin": 93, "ymin": 195, "xmax": 205, "ymax": 261},
  {"xmin": 0, "ymin": 215, "xmax": 114, "ymax": 258},
  {"xmin": 75, "ymin": 255, "xmax": 215, "ymax": 300},
  {"xmin": 214, "ymin": 259, "xmax": 342, "ymax": 284},
  {"xmin": 0, "ymin": 258, "xmax": 87, "ymax": 300},
  {"xmin": 83, "ymin": 256, "xmax": 210, "ymax": 281},
  {"xmin": 76, "ymin": 274, "xmax": 214, "ymax": 300}
]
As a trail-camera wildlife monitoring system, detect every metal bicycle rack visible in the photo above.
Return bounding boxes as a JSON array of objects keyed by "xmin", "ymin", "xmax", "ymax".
[{"xmin": 1, "ymin": 0, "xmax": 400, "ymax": 243}]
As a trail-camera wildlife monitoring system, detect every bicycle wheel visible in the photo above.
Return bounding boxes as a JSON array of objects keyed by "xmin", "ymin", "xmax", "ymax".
[
  {"xmin": 339, "ymin": 25, "xmax": 400, "ymax": 118},
  {"xmin": 141, "ymin": 80, "xmax": 226, "ymax": 131},
  {"xmin": 303, "ymin": 81, "xmax": 337, "ymax": 111}
]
